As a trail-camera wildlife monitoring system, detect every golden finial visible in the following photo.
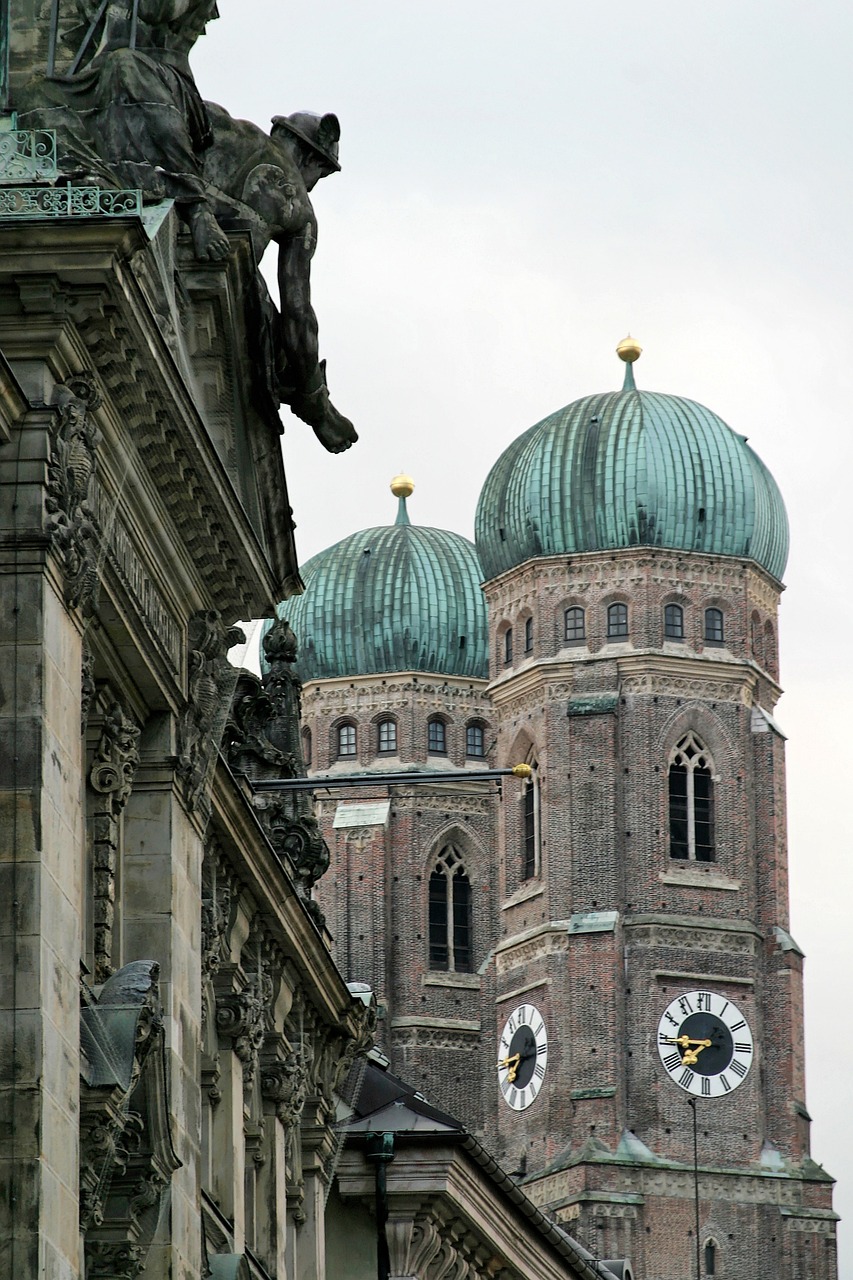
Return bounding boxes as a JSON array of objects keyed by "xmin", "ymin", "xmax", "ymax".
[
  {"xmin": 390, "ymin": 473, "xmax": 415, "ymax": 498},
  {"xmin": 616, "ymin": 335, "xmax": 642, "ymax": 363}
]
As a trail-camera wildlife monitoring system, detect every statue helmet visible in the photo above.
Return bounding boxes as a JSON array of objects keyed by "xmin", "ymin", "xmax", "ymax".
[{"xmin": 270, "ymin": 112, "xmax": 341, "ymax": 172}]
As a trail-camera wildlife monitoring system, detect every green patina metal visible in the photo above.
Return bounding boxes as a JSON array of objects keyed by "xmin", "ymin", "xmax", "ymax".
[
  {"xmin": 264, "ymin": 493, "xmax": 489, "ymax": 682},
  {"xmin": 475, "ymin": 375, "xmax": 789, "ymax": 583}
]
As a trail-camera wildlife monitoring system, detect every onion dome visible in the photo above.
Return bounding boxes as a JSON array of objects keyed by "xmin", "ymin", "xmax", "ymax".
[
  {"xmin": 475, "ymin": 340, "xmax": 789, "ymax": 583},
  {"xmin": 265, "ymin": 477, "xmax": 488, "ymax": 682}
]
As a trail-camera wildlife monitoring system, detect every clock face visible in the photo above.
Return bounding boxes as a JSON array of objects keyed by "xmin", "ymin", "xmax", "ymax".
[
  {"xmin": 497, "ymin": 1003, "xmax": 548, "ymax": 1111},
  {"xmin": 657, "ymin": 990, "xmax": 754, "ymax": 1098}
]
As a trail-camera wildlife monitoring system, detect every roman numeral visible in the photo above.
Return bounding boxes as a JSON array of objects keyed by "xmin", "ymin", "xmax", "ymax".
[
  {"xmin": 701, "ymin": 1078, "xmax": 711, "ymax": 1096},
  {"xmin": 730, "ymin": 1019, "xmax": 746, "ymax": 1032},
  {"xmin": 666, "ymin": 1012, "xmax": 678, "ymax": 1027},
  {"xmin": 678, "ymin": 996, "xmax": 694, "ymax": 1016},
  {"xmin": 731, "ymin": 1060, "xmax": 747, "ymax": 1078},
  {"xmin": 663, "ymin": 1052, "xmax": 682, "ymax": 1072},
  {"xmin": 659, "ymin": 1032, "xmax": 671, "ymax": 1043},
  {"xmin": 734, "ymin": 1041, "xmax": 752, "ymax": 1055},
  {"xmin": 534, "ymin": 1063, "xmax": 546, "ymax": 1079},
  {"xmin": 720, "ymin": 1001, "xmax": 729, "ymax": 1017},
  {"xmin": 697, "ymin": 992, "xmax": 713, "ymax": 1012},
  {"xmin": 679, "ymin": 1068, "xmax": 695, "ymax": 1088},
  {"xmin": 500, "ymin": 1077, "xmax": 511, "ymax": 1097},
  {"xmin": 518, "ymin": 1088, "xmax": 527, "ymax": 1108},
  {"xmin": 533, "ymin": 1020, "xmax": 544, "ymax": 1037},
  {"xmin": 719, "ymin": 1074, "xmax": 731, "ymax": 1092}
]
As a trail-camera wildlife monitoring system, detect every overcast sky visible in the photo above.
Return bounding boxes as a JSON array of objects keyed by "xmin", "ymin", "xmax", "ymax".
[{"xmin": 193, "ymin": 4, "xmax": 853, "ymax": 1267}]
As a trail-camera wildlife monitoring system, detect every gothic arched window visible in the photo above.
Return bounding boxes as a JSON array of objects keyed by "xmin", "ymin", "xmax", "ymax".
[
  {"xmin": 301, "ymin": 725, "xmax": 312, "ymax": 767},
  {"xmin": 607, "ymin": 602, "xmax": 629, "ymax": 638},
  {"xmin": 704, "ymin": 1239, "xmax": 718, "ymax": 1276},
  {"xmin": 428, "ymin": 846, "xmax": 472, "ymax": 972},
  {"xmin": 669, "ymin": 732, "xmax": 715, "ymax": 861},
  {"xmin": 466, "ymin": 722, "xmax": 485, "ymax": 757},
  {"xmin": 564, "ymin": 606, "xmax": 585, "ymax": 642},
  {"xmin": 504, "ymin": 627, "xmax": 514, "ymax": 664},
  {"xmin": 664, "ymin": 603, "xmax": 684, "ymax": 639},
  {"xmin": 427, "ymin": 717, "xmax": 447, "ymax": 754},
  {"xmin": 377, "ymin": 718, "xmax": 397, "ymax": 754},
  {"xmin": 337, "ymin": 721, "xmax": 357, "ymax": 758}
]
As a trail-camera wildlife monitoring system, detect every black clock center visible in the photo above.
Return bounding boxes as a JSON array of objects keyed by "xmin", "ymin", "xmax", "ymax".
[
  {"xmin": 508, "ymin": 1025, "xmax": 537, "ymax": 1090},
  {"xmin": 678, "ymin": 1012, "xmax": 734, "ymax": 1076}
]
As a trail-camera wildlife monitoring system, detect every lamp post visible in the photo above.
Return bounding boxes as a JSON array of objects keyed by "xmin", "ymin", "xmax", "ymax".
[{"xmin": 688, "ymin": 1097, "xmax": 701, "ymax": 1280}]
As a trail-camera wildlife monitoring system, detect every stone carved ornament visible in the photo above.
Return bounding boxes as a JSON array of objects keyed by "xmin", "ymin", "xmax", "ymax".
[
  {"xmin": 79, "ymin": 961, "xmax": 181, "ymax": 1273},
  {"xmin": 176, "ymin": 609, "xmax": 245, "ymax": 812},
  {"xmin": 20, "ymin": 3, "xmax": 356, "ymax": 453},
  {"xmin": 90, "ymin": 699, "xmax": 141, "ymax": 808},
  {"xmin": 89, "ymin": 698, "xmax": 141, "ymax": 981},
  {"xmin": 224, "ymin": 617, "xmax": 331, "ymax": 904},
  {"xmin": 46, "ymin": 371, "xmax": 102, "ymax": 615}
]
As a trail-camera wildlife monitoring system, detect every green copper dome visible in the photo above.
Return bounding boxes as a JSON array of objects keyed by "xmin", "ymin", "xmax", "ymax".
[
  {"xmin": 266, "ymin": 486, "xmax": 489, "ymax": 682},
  {"xmin": 475, "ymin": 357, "xmax": 789, "ymax": 582}
]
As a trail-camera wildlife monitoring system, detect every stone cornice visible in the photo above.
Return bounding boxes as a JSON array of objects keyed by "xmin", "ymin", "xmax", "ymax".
[
  {"xmin": 302, "ymin": 670, "xmax": 490, "ymax": 699},
  {"xmin": 481, "ymin": 546, "xmax": 785, "ymax": 597},
  {"xmin": 0, "ymin": 219, "xmax": 296, "ymax": 618}
]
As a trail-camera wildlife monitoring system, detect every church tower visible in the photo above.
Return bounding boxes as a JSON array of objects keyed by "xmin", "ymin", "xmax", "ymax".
[{"xmin": 474, "ymin": 340, "xmax": 836, "ymax": 1277}]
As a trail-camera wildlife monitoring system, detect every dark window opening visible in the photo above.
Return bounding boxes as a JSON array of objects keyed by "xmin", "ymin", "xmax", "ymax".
[
  {"xmin": 704, "ymin": 1241, "xmax": 716, "ymax": 1276},
  {"xmin": 664, "ymin": 603, "xmax": 684, "ymax": 639},
  {"xmin": 428, "ymin": 847, "xmax": 472, "ymax": 972},
  {"xmin": 427, "ymin": 717, "xmax": 447, "ymax": 754},
  {"xmin": 669, "ymin": 733, "xmax": 715, "ymax": 861},
  {"xmin": 705, "ymin": 607, "xmax": 724, "ymax": 643},
  {"xmin": 301, "ymin": 727, "xmax": 312, "ymax": 768},
  {"xmin": 466, "ymin": 723, "xmax": 485, "ymax": 757},
  {"xmin": 564, "ymin": 606, "xmax": 585, "ymax": 642},
  {"xmin": 607, "ymin": 602, "xmax": 628, "ymax": 638},
  {"xmin": 377, "ymin": 718, "xmax": 397, "ymax": 754},
  {"xmin": 337, "ymin": 722, "xmax": 357, "ymax": 758},
  {"xmin": 522, "ymin": 778, "xmax": 537, "ymax": 880},
  {"xmin": 524, "ymin": 616, "xmax": 534, "ymax": 652},
  {"xmin": 504, "ymin": 628, "xmax": 513, "ymax": 664}
]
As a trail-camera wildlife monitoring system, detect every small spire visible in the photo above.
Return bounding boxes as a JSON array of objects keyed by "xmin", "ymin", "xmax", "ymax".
[
  {"xmin": 616, "ymin": 334, "xmax": 642, "ymax": 390},
  {"xmin": 390, "ymin": 473, "xmax": 414, "ymax": 525}
]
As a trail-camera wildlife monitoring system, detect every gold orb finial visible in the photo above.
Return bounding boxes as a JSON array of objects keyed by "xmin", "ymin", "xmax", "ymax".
[
  {"xmin": 390, "ymin": 473, "xmax": 415, "ymax": 498},
  {"xmin": 616, "ymin": 334, "xmax": 642, "ymax": 363}
]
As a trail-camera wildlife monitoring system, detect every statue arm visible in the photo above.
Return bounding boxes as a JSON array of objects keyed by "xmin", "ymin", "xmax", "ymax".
[{"xmin": 276, "ymin": 218, "xmax": 357, "ymax": 453}]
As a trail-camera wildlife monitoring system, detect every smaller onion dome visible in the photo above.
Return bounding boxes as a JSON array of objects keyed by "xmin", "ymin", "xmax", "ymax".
[
  {"xmin": 475, "ymin": 343, "xmax": 789, "ymax": 582},
  {"xmin": 264, "ymin": 480, "xmax": 488, "ymax": 682}
]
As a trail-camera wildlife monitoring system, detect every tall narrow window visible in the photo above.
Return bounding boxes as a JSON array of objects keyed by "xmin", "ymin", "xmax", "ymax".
[
  {"xmin": 564, "ymin": 606, "xmax": 585, "ymax": 642},
  {"xmin": 524, "ymin": 616, "xmax": 534, "ymax": 652},
  {"xmin": 466, "ymin": 722, "xmax": 485, "ymax": 757},
  {"xmin": 669, "ymin": 732, "xmax": 715, "ymax": 861},
  {"xmin": 705, "ymin": 607, "xmax": 724, "ymax": 643},
  {"xmin": 377, "ymin": 718, "xmax": 397, "ymax": 754},
  {"xmin": 428, "ymin": 846, "xmax": 472, "ymax": 972},
  {"xmin": 607, "ymin": 602, "xmax": 628, "ymax": 638},
  {"xmin": 664, "ymin": 603, "xmax": 684, "ymax": 639},
  {"xmin": 521, "ymin": 765, "xmax": 539, "ymax": 880},
  {"xmin": 504, "ymin": 627, "xmax": 513, "ymax": 664},
  {"xmin": 704, "ymin": 1241, "xmax": 717, "ymax": 1276},
  {"xmin": 427, "ymin": 717, "xmax": 446, "ymax": 754},
  {"xmin": 301, "ymin": 726, "xmax": 312, "ymax": 767},
  {"xmin": 337, "ymin": 721, "xmax": 357, "ymax": 758}
]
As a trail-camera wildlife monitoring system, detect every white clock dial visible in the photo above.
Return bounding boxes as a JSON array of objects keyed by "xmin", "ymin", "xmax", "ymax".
[
  {"xmin": 657, "ymin": 990, "xmax": 754, "ymax": 1098},
  {"xmin": 497, "ymin": 1002, "xmax": 548, "ymax": 1111}
]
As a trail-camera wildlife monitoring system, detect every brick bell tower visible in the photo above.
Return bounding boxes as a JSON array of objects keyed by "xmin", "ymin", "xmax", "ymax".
[{"xmin": 474, "ymin": 339, "xmax": 837, "ymax": 1279}]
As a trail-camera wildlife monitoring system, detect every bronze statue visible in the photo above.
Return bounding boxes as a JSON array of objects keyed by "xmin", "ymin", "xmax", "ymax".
[
  {"xmin": 18, "ymin": 1, "xmax": 357, "ymax": 453},
  {"xmin": 204, "ymin": 106, "xmax": 357, "ymax": 453}
]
